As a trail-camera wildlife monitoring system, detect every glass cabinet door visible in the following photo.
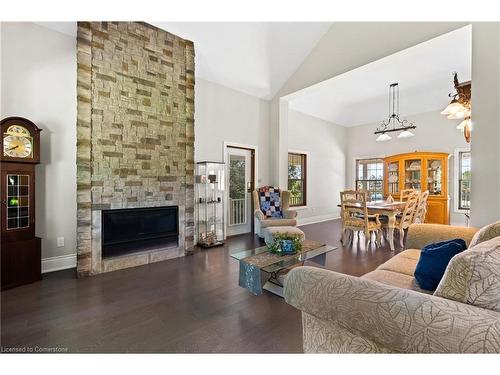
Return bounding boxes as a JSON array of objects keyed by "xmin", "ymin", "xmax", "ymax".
[
  {"xmin": 404, "ymin": 159, "xmax": 421, "ymax": 191},
  {"xmin": 426, "ymin": 159, "xmax": 443, "ymax": 195},
  {"xmin": 387, "ymin": 161, "xmax": 399, "ymax": 195}
]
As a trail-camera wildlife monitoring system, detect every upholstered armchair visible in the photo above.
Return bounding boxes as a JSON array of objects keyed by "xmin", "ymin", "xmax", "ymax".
[{"xmin": 252, "ymin": 186, "xmax": 297, "ymax": 237}]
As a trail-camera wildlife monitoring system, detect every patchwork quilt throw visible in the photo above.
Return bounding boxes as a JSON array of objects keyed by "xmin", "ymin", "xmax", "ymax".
[{"xmin": 258, "ymin": 186, "xmax": 283, "ymax": 218}]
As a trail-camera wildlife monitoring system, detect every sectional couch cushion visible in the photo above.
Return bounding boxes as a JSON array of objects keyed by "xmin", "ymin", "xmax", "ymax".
[
  {"xmin": 376, "ymin": 249, "xmax": 420, "ymax": 276},
  {"xmin": 362, "ymin": 269, "xmax": 431, "ymax": 294},
  {"xmin": 361, "ymin": 249, "xmax": 432, "ymax": 294},
  {"xmin": 469, "ymin": 220, "xmax": 500, "ymax": 247},
  {"xmin": 434, "ymin": 236, "xmax": 500, "ymax": 312}
]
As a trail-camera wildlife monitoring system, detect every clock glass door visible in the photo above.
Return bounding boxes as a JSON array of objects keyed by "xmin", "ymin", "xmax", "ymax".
[{"xmin": 6, "ymin": 174, "xmax": 30, "ymax": 230}]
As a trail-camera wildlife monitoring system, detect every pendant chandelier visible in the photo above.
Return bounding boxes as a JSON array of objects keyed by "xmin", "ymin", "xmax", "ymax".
[
  {"xmin": 375, "ymin": 83, "xmax": 416, "ymax": 142},
  {"xmin": 440, "ymin": 72, "xmax": 471, "ymax": 143}
]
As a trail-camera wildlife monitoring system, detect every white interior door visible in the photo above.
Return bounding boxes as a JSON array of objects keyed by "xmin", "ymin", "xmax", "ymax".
[{"xmin": 226, "ymin": 147, "xmax": 252, "ymax": 236}]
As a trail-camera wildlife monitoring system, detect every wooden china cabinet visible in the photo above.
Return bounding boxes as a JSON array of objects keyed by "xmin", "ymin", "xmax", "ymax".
[
  {"xmin": 1, "ymin": 117, "xmax": 42, "ymax": 290},
  {"xmin": 383, "ymin": 152, "xmax": 450, "ymax": 224}
]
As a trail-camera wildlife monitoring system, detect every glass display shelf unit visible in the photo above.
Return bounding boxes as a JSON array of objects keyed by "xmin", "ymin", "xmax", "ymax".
[
  {"xmin": 404, "ymin": 159, "xmax": 421, "ymax": 191},
  {"xmin": 387, "ymin": 161, "xmax": 399, "ymax": 194},
  {"xmin": 427, "ymin": 159, "xmax": 443, "ymax": 195},
  {"xmin": 195, "ymin": 161, "xmax": 225, "ymax": 248}
]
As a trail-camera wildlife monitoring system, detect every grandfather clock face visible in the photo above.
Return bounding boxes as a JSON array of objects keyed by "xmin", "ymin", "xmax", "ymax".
[{"xmin": 3, "ymin": 125, "xmax": 34, "ymax": 159}]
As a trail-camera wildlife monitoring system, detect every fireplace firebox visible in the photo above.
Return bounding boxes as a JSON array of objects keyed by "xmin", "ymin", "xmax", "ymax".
[{"xmin": 101, "ymin": 206, "xmax": 178, "ymax": 258}]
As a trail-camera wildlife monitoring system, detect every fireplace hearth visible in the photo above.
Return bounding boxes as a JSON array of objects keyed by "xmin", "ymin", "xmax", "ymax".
[{"xmin": 102, "ymin": 206, "xmax": 179, "ymax": 259}]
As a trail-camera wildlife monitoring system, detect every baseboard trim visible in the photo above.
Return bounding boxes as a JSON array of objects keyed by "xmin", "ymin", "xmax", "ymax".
[
  {"xmin": 298, "ymin": 214, "xmax": 340, "ymax": 226},
  {"xmin": 42, "ymin": 254, "xmax": 77, "ymax": 273}
]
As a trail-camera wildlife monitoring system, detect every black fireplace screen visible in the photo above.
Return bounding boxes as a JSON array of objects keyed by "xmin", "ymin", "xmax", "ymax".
[{"xmin": 102, "ymin": 206, "xmax": 178, "ymax": 257}]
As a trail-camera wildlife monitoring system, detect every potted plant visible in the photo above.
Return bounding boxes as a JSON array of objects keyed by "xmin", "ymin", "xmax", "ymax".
[{"xmin": 267, "ymin": 233, "xmax": 303, "ymax": 255}]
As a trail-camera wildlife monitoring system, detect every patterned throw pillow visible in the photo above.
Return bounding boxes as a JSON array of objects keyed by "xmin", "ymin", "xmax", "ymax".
[
  {"xmin": 434, "ymin": 236, "xmax": 500, "ymax": 312},
  {"xmin": 469, "ymin": 220, "xmax": 500, "ymax": 247},
  {"xmin": 258, "ymin": 186, "xmax": 283, "ymax": 218}
]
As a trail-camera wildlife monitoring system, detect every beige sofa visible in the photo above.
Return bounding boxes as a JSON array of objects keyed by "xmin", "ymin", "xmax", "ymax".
[{"xmin": 284, "ymin": 222, "xmax": 500, "ymax": 353}]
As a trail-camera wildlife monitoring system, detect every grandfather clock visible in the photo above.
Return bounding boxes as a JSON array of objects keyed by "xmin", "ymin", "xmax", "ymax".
[{"xmin": 1, "ymin": 117, "xmax": 42, "ymax": 290}]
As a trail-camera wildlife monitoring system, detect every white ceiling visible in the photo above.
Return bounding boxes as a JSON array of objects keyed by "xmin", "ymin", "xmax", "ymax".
[
  {"xmin": 34, "ymin": 22, "xmax": 77, "ymax": 36},
  {"xmin": 151, "ymin": 22, "xmax": 331, "ymax": 99},
  {"xmin": 286, "ymin": 25, "xmax": 472, "ymax": 127},
  {"xmin": 35, "ymin": 21, "xmax": 332, "ymax": 99}
]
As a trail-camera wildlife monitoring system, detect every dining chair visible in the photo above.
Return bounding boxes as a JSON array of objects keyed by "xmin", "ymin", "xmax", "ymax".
[
  {"xmin": 382, "ymin": 191, "xmax": 419, "ymax": 248},
  {"xmin": 400, "ymin": 188, "xmax": 419, "ymax": 201},
  {"xmin": 413, "ymin": 190, "xmax": 430, "ymax": 224},
  {"xmin": 340, "ymin": 190, "xmax": 382, "ymax": 248}
]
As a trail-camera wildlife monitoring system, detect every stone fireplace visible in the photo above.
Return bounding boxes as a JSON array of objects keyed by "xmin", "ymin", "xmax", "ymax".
[{"xmin": 76, "ymin": 22, "xmax": 195, "ymax": 276}]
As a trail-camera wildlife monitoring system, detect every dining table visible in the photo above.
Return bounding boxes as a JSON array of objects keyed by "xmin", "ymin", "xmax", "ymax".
[{"xmin": 338, "ymin": 200, "xmax": 407, "ymax": 251}]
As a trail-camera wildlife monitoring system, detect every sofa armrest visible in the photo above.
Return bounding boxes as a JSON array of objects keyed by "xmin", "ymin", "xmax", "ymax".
[
  {"xmin": 406, "ymin": 223, "xmax": 478, "ymax": 249},
  {"xmin": 254, "ymin": 209, "xmax": 265, "ymax": 221},
  {"xmin": 284, "ymin": 266, "xmax": 500, "ymax": 353},
  {"xmin": 283, "ymin": 209, "xmax": 297, "ymax": 219}
]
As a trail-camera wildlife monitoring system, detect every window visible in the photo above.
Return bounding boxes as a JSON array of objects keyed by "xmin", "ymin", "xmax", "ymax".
[
  {"xmin": 355, "ymin": 158, "xmax": 383, "ymax": 201},
  {"xmin": 457, "ymin": 150, "xmax": 471, "ymax": 211},
  {"xmin": 288, "ymin": 152, "xmax": 307, "ymax": 206}
]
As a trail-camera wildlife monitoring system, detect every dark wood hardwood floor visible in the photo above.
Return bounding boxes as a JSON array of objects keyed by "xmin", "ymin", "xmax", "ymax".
[{"xmin": 1, "ymin": 219, "xmax": 403, "ymax": 353}]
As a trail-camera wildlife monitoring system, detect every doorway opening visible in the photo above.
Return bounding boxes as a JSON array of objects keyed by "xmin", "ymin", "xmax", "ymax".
[{"xmin": 225, "ymin": 144, "xmax": 256, "ymax": 236}]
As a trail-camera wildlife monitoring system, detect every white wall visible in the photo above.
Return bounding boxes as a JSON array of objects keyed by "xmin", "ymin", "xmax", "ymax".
[
  {"xmin": 346, "ymin": 110, "xmax": 469, "ymax": 226},
  {"xmin": 287, "ymin": 109, "xmax": 346, "ymax": 224},
  {"xmin": 1, "ymin": 22, "xmax": 77, "ymax": 262},
  {"xmin": 470, "ymin": 23, "xmax": 500, "ymax": 227},
  {"xmin": 195, "ymin": 77, "xmax": 270, "ymax": 186}
]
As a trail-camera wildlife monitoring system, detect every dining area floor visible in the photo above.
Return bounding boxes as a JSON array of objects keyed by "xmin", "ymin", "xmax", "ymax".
[{"xmin": 300, "ymin": 218, "xmax": 405, "ymax": 276}]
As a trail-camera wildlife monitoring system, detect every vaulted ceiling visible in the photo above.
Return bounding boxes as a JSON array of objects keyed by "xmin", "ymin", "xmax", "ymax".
[
  {"xmin": 286, "ymin": 25, "xmax": 472, "ymax": 127},
  {"xmin": 151, "ymin": 22, "xmax": 332, "ymax": 99}
]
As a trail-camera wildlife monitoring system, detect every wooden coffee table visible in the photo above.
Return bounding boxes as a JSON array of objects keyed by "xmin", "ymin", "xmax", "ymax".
[{"xmin": 231, "ymin": 240, "xmax": 337, "ymax": 297}]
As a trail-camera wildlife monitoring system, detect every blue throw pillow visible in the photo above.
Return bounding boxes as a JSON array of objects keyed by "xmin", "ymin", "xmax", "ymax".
[{"xmin": 414, "ymin": 238, "xmax": 467, "ymax": 291}]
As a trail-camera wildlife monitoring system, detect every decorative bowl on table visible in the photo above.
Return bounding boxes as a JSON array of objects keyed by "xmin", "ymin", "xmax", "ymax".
[{"xmin": 268, "ymin": 233, "xmax": 303, "ymax": 256}]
